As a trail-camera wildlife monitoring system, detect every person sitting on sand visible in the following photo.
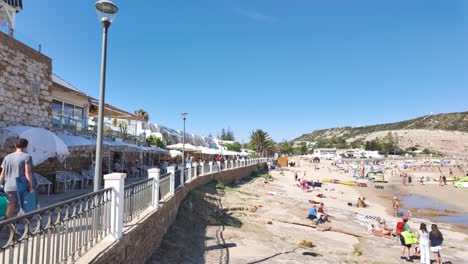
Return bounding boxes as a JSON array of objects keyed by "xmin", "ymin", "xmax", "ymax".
[
  {"xmin": 314, "ymin": 212, "xmax": 329, "ymax": 224},
  {"xmin": 357, "ymin": 197, "xmax": 363, "ymax": 207},
  {"xmin": 308, "ymin": 205, "xmax": 317, "ymax": 220},
  {"xmin": 378, "ymin": 219, "xmax": 393, "ymax": 236},
  {"xmin": 362, "ymin": 197, "xmax": 367, "ymax": 207},
  {"xmin": 318, "ymin": 202, "xmax": 325, "ymax": 214}
]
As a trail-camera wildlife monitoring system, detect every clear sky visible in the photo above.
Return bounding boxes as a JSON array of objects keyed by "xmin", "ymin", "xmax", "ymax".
[{"xmin": 14, "ymin": 0, "xmax": 468, "ymax": 142}]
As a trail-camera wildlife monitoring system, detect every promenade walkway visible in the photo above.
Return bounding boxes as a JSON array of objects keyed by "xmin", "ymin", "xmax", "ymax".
[{"xmin": 0, "ymin": 158, "xmax": 268, "ymax": 264}]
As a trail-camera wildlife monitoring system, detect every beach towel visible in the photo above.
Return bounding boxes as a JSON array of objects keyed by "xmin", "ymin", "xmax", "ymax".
[{"xmin": 16, "ymin": 175, "xmax": 38, "ymax": 214}]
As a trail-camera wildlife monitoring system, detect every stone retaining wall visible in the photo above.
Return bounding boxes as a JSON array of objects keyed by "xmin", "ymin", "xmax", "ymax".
[
  {"xmin": 88, "ymin": 164, "xmax": 263, "ymax": 264},
  {"xmin": 0, "ymin": 31, "xmax": 53, "ymax": 129}
]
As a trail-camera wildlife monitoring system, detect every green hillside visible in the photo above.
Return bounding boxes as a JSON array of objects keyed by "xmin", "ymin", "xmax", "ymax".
[{"xmin": 294, "ymin": 111, "xmax": 468, "ymax": 142}]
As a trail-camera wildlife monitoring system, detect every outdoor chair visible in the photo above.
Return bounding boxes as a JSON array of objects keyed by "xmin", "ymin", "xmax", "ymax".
[
  {"xmin": 69, "ymin": 171, "xmax": 84, "ymax": 190},
  {"xmin": 56, "ymin": 171, "xmax": 72, "ymax": 193},
  {"xmin": 81, "ymin": 170, "xmax": 94, "ymax": 187},
  {"xmin": 34, "ymin": 173, "xmax": 52, "ymax": 196}
]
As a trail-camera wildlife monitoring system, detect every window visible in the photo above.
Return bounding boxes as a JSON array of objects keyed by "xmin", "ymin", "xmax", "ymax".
[
  {"xmin": 52, "ymin": 100, "xmax": 62, "ymax": 126},
  {"xmin": 74, "ymin": 107, "xmax": 83, "ymax": 120},
  {"xmin": 64, "ymin": 103, "xmax": 74, "ymax": 117},
  {"xmin": 52, "ymin": 100, "xmax": 62, "ymax": 113}
]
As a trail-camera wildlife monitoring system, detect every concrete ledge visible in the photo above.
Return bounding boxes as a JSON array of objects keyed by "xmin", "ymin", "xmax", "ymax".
[{"xmin": 84, "ymin": 163, "xmax": 264, "ymax": 264}]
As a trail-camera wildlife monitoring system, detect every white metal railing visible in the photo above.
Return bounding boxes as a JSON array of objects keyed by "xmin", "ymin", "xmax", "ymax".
[{"xmin": 0, "ymin": 158, "xmax": 267, "ymax": 263}]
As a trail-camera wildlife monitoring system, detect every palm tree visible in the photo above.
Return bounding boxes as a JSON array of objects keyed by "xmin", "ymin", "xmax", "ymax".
[
  {"xmin": 249, "ymin": 129, "xmax": 272, "ymax": 157},
  {"xmin": 134, "ymin": 109, "xmax": 150, "ymax": 122}
]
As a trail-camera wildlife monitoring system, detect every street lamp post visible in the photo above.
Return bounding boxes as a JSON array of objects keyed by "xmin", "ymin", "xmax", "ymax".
[
  {"xmin": 181, "ymin": 112, "xmax": 188, "ymax": 169},
  {"xmin": 93, "ymin": 0, "xmax": 118, "ymax": 192}
]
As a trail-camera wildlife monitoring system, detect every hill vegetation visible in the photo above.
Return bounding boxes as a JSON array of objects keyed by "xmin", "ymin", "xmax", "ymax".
[
  {"xmin": 295, "ymin": 111, "xmax": 468, "ymax": 143},
  {"xmin": 292, "ymin": 111, "xmax": 468, "ymax": 156}
]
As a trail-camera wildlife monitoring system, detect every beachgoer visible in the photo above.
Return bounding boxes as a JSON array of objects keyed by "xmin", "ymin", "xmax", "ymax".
[
  {"xmin": 442, "ymin": 175, "xmax": 446, "ymax": 186},
  {"xmin": 357, "ymin": 197, "xmax": 363, "ymax": 208},
  {"xmin": 308, "ymin": 205, "xmax": 317, "ymax": 220},
  {"xmin": 393, "ymin": 197, "xmax": 399, "ymax": 217},
  {"xmin": 429, "ymin": 224, "xmax": 444, "ymax": 264},
  {"xmin": 408, "ymin": 175, "xmax": 412, "ymax": 185},
  {"xmin": 362, "ymin": 197, "xmax": 367, "ymax": 207},
  {"xmin": 403, "ymin": 174, "xmax": 408, "ymax": 186},
  {"xmin": 438, "ymin": 176, "xmax": 443, "ymax": 186},
  {"xmin": 294, "ymin": 171, "xmax": 298, "ymax": 181},
  {"xmin": 418, "ymin": 223, "xmax": 430, "ymax": 264},
  {"xmin": 397, "ymin": 215, "xmax": 412, "ymax": 261},
  {"xmin": 379, "ymin": 219, "xmax": 393, "ymax": 235},
  {"xmin": 318, "ymin": 202, "xmax": 325, "ymax": 214},
  {"xmin": 0, "ymin": 138, "xmax": 34, "ymax": 220},
  {"xmin": 419, "ymin": 176, "xmax": 424, "ymax": 185}
]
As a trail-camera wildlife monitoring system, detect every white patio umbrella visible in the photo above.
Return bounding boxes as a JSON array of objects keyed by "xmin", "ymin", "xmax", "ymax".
[
  {"xmin": 167, "ymin": 143, "xmax": 198, "ymax": 151},
  {"xmin": 169, "ymin": 150, "xmax": 182, "ymax": 158},
  {"xmin": 57, "ymin": 134, "xmax": 94, "ymax": 149},
  {"xmin": 0, "ymin": 126, "xmax": 70, "ymax": 166},
  {"xmin": 200, "ymin": 147, "xmax": 220, "ymax": 155}
]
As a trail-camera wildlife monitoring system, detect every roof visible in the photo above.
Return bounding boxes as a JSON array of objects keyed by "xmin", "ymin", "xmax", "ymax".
[
  {"xmin": 88, "ymin": 97, "xmax": 140, "ymax": 120},
  {"xmin": 52, "ymin": 74, "xmax": 87, "ymax": 96}
]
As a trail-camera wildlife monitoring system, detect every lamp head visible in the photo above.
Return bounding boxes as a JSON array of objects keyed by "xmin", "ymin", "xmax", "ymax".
[
  {"xmin": 95, "ymin": 0, "xmax": 118, "ymax": 25},
  {"xmin": 181, "ymin": 112, "xmax": 188, "ymax": 120}
]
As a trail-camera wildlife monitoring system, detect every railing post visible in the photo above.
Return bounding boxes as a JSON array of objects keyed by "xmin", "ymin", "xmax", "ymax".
[
  {"xmin": 217, "ymin": 161, "xmax": 221, "ymax": 171},
  {"xmin": 180, "ymin": 167, "xmax": 185, "ymax": 187},
  {"xmin": 224, "ymin": 160, "xmax": 228, "ymax": 170},
  {"xmin": 200, "ymin": 161, "xmax": 205, "ymax": 175},
  {"xmin": 104, "ymin": 173, "xmax": 126, "ymax": 240},
  {"xmin": 148, "ymin": 168, "xmax": 160, "ymax": 209},
  {"xmin": 230, "ymin": 160, "xmax": 234, "ymax": 169},
  {"xmin": 209, "ymin": 161, "xmax": 213, "ymax": 173},
  {"xmin": 188, "ymin": 163, "xmax": 193, "ymax": 181},
  {"xmin": 193, "ymin": 162, "xmax": 198, "ymax": 178},
  {"xmin": 167, "ymin": 165, "xmax": 176, "ymax": 195}
]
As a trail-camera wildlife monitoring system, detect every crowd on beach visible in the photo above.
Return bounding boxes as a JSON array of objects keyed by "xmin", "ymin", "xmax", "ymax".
[{"xmin": 285, "ymin": 157, "xmax": 458, "ymax": 264}]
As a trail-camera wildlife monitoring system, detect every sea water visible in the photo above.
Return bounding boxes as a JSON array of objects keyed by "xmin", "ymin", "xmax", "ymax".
[{"xmin": 401, "ymin": 194, "xmax": 468, "ymax": 228}]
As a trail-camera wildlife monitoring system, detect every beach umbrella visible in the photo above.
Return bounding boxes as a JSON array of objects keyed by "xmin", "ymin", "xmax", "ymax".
[{"xmin": 0, "ymin": 126, "xmax": 70, "ymax": 166}]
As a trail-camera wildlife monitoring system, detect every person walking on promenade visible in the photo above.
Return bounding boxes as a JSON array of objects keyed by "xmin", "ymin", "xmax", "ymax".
[
  {"xmin": 429, "ymin": 224, "xmax": 444, "ymax": 264},
  {"xmin": 392, "ymin": 197, "xmax": 399, "ymax": 217},
  {"xmin": 418, "ymin": 223, "xmax": 430, "ymax": 264},
  {"xmin": 0, "ymin": 138, "xmax": 34, "ymax": 220}
]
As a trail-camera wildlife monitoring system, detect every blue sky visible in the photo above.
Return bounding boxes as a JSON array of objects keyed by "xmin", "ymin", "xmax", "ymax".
[{"xmin": 14, "ymin": 0, "xmax": 468, "ymax": 142}]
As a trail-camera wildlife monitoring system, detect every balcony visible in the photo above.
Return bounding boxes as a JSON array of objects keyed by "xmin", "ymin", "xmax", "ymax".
[{"xmin": 53, "ymin": 114, "xmax": 146, "ymax": 145}]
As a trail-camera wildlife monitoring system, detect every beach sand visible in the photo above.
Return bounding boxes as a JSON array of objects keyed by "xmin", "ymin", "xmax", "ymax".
[{"xmin": 151, "ymin": 158, "xmax": 468, "ymax": 263}]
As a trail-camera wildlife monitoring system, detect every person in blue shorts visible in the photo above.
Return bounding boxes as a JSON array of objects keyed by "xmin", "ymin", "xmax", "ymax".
[{"xmin": 0, "ymin": 138, "xmax": 34, "ymax": 219}]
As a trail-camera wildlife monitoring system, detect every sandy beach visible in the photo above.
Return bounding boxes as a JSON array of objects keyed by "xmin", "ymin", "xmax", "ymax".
[{"xmin": 151, "ymin": 158, "xmax": 468, "ymax": 263}]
